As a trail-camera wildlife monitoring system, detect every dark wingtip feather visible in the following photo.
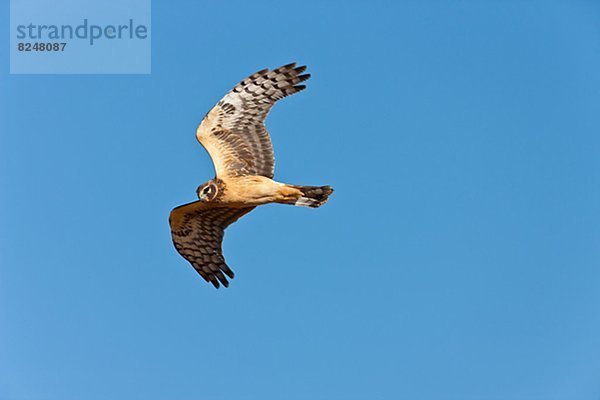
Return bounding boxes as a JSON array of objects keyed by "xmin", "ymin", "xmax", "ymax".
[
  {"xmin": 297, "ymin": 74, "xmax": 311, "ymax": 83},
  {"xmin": 215, "ymin": 271, "xmax": 230, "ymax": 288},
  {"xmin": 273, "ymin": 62, "xmax": 296, "ymax": 73},
  {"xmin": 222, "ymin": 265, "xmax": 235, "ymax": 279}
]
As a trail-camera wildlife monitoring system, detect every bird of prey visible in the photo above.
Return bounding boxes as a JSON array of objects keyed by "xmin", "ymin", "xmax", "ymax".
[{"xmin": 169, "ymin": 62, "xmax": 333, "ymax": 288}]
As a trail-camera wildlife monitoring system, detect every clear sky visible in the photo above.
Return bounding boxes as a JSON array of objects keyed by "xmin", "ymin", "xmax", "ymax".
[{"xmin": 1, "ymin": 1, "xmax": 600, "ymax": 399}]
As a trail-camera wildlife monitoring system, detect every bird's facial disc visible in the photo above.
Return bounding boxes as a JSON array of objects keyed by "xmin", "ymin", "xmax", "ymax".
[{"xmin": 197, "ymin": 182, "xmax": 217, "ymax": 201}]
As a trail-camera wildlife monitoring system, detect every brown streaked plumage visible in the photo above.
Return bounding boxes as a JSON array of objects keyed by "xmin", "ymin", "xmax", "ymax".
[{"xmin": 169, "ymin": 62, "xmax": 333, "ymax": 288}]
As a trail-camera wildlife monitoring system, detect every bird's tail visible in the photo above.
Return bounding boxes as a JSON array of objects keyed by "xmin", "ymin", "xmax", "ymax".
[{"xmin": 289, "ymin": 185, "xmax": 334, "ymax": 208}]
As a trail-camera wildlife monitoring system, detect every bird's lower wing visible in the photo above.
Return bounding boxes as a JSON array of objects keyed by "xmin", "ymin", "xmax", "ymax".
[{"xmin": 169, "ymin": 201, "xmax": 255, "ymax": 288}]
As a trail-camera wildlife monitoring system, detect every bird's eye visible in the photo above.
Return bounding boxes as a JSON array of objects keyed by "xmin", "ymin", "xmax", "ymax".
[{"xmin": 203, "ymin": 186, "xmax": 211, "ymax": 194}]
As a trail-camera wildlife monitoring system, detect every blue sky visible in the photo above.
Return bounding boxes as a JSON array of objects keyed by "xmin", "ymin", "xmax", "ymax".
[{"xmin": 1, "ymin": 1, "xmax": 600, "ymax": 399}]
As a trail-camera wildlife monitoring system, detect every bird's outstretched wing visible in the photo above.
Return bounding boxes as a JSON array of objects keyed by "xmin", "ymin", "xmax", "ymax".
[
  {"xmin": 169, "ymin": 201, "xmax": 255, "ymax": 288},
  {"xmin": 196, "ymin": 62, "xmax": 310, "ymax": 179}
]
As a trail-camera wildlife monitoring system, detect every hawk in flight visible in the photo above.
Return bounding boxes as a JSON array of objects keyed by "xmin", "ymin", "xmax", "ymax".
[{"xmin": 169, "ymin": 62, "xmax": 333, "ymax": 288}]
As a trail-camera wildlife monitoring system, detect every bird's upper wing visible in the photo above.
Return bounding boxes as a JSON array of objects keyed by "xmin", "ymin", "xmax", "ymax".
[
  {"xmin": 196, "ymin": 62, "xmax": 310, "ymax": 179},
  {"xmin": 169, "ymin": 201, "xmax": 255, "ymax": 288}
]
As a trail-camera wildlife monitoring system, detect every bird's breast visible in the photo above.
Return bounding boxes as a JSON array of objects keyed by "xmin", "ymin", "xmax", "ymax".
[{"xmin": 217, "ymin": 176, "xmax": 279, "ymax": 205}]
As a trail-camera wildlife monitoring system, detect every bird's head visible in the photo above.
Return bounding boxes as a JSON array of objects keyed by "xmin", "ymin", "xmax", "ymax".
[{"xmin": 196, "ymin": 180, "xmax": 219, "ymax": 202}]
